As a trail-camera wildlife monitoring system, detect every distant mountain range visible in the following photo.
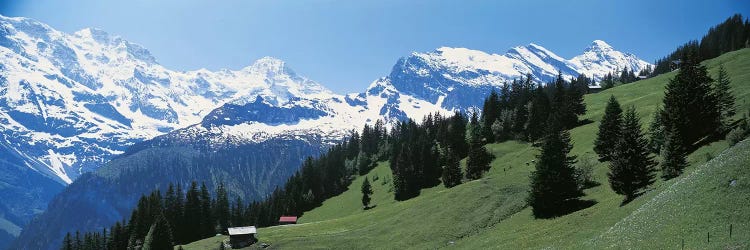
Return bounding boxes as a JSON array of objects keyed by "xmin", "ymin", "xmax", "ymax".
[{"xmin": 0, "ymin": 14, "xmax": 651, "ymax": 249}]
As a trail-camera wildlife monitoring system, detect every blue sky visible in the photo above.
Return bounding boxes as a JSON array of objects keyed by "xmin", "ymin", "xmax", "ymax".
[{"xmin": 1, "ymin": 0, "xmax": 748, "ymax": 93}]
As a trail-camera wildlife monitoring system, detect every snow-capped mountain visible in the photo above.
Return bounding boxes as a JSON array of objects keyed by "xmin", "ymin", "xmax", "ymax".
[
  {"xmin": 0, "ymin": 15, "xmax": 352, "ymax": 185},
  {"xmin": 2, "ymin": 14, "xmax": 652, "ymax": 249},
  {"xmin": 365, "ymin": 41, "xmax": 651, "ymax": 111}
]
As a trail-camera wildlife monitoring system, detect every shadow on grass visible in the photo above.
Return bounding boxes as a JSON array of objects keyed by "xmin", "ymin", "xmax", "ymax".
[
  {"xmin": 577, "ymin": 119, "xmax": 594, "ymax": 127},
  {"xmin": 536, "ymin": 199, "xmax": 598, "ymax": 219},
  {"xmin": 581, "ymin": 180, "xmax": 601, "ymax": 190}
]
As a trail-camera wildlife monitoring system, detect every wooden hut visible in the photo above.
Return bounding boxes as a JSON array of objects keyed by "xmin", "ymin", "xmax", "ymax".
[
  {"xmin": 228, "ymin": 226, "xmax": 257, "ymax": 248},
  {"xmin": 279, "ymin": 216, "xmax": 298, "ymax": 225}
]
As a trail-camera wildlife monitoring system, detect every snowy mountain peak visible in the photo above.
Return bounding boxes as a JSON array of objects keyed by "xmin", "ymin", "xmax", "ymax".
[
  {"xmin": 246, "ymin": 56, "xmax": 288, "ymax": 73},
  {"xmin": 73, "ymin": 27, "xmax": 112, "ymax": 43},
  {"xmin": 589, "ymin": 39, "xmax": 614, "ymax": 51},
  {"xmin": 570, "ymin": 40, "xmax": 651, "ymax": 80}
]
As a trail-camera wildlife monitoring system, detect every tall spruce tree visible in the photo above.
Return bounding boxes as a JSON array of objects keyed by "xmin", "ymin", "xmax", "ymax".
[
  {"xmin": 568, "ymin": 75, "xmax": 588, "ymax": 116},
  {"xmin": 481, "ymin": 90, "xmax": 502, "ymax": 142},
  {"xmin": 63, "ymin": 232, "xmax": 73, "ymax": 250},
  {"xmin": 526, "ymin": 86, "xmax": 551, "ymax": 142},
  {"xmin": 713, "ymin": 64, "xmax": 736, "ymax": 130},
  {"xmin": 648, "ymin": 107, "xmax": 666, "ymax": 154},
  {"xmin": 142, "ymin": 214, "xmax": 173, "ymax": 250},
  {"xmin": 551, "ymin": 74, "xmax": 578, "ymax": 129},
  {"xmin": 184, "ymin": 181, "xmax": 201, "ymax": 242},
  {"xmin": 215, "ymin": 182, "xmax": 230, "ymax": 233},
  {"xmin": 361, "ymin": 177, "xmax": 373, "ymax": 209},
  {"xmin": 594, "ymin": 95, "xmax": 624, "ymax": 161},
  {"xmin": 661, "ymin": 127, "xmax": 688, "ymax": 179},
  {"xmin": 661, "ymin": 54, "xmax": 721, "ymax": 150},
  {"xmin": 447, "ymin": 111, "xmax": 469, "ymax": 157},
  {"xmin": 441, "ymin": 149, "xmax": 463, "ymax": 188},
  {"xmin": 608, "ymin": 107, "xmax": 657, "ymax": 203},
  {"xmin": 528, "ymin": 118, "xmax": 583, "ymax": 218},
  {"xmin": 465, "ymin": 126, "xmax": 494, "ymax": 180},
  {"xmin": 199, "ymin": 183, "xmax": 214, "ymax": 238}
]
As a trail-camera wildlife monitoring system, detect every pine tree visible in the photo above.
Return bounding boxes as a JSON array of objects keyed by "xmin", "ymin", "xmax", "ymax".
[
  {"xmin": 528, "ymin": 118, "xmax": 583, "ymax": 218},
  {"xmin": 481, "ymin": 90, "xmax": 502, "ymax": 142},
  {"xmin": 568, "ymin": 75, "xmax": 588, "ymax": 116},
  {"xmin": 231, "ymin": 197, "xmax": 245, "ymax": 227},
  {"xmin": 608, "ymin": 107, "xmax": 657, "ymax": 203},
  {"xmin": 661, "ymin": 54, "xmax": 721, "ymax": 150},
  {"xmin": 199, "ymin": 183, "xmax": 214, "ymax": 238},
  {"xmin": 63, "ymin": 232, "xmax": 74, "ymax": 250},
  {"xmin": 594, "ymin": 95, "xmax": 623, "ymax": 161},
  {"xmin": 361, "ymin": 177, "xmax": 373, "ymax": 209},
  {"xmin": 143, "ymin": 214, "xmax": 174, "ymax": 250},
  {"xmin": 465, "ymin": 126, "xmax": 494, "ymax": 180},
  {"xmin": 466, "ymin": 112, "xmax": 481, "ymax": 144},
  {"xmin": 184, "ymin": 181, "xmax": 201, "ymax": 242},
  {"xmin": 661, "ymin": 127, "xmax": 688, "ymax": 180},
  {"xmin": 173, "ymin": 184, "xmax": 185, "ymax": 244},
  {"xmin": 648, "ymin": 107, "xmax": 666, "ymax": 154},
  {"xmin": 551, "ymin": 74, "xmax": 578, "ymax": 129},
  {"xmin": 447, "ymin": 111, "xmax": 468, "ymax": 157},
  {"xmin": 215, "ymin": 182, "xmax": 230, "ymax": 233},
  {"xmin": 441, "ymin": 149, "xmax": 463, "ymax": 188},
  {"xmin": 74, "ymin": 231, "xmax": 82, "ymax": 250},
  {"xmin": 713, "ymin": 64, "xmax": 736, "ymax": 130},
  {"xmin": 163, "ymin": 183, "xmax": 181, "ymax": 242},
  {"xmin": 526, "ymin": 86, "xmax": 551, "ymax": 141}
]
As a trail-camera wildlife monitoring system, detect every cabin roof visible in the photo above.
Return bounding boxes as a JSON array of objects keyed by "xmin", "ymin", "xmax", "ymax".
[
  {"xmin": 279, "ymin": 216, "xmax": 298, "ymax": 223},
  {"xmin": 228, "ymin": 226, "xmax": 257, "ymax": 235}
]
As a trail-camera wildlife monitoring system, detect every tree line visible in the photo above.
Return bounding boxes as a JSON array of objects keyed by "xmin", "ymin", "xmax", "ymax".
[
  {"xmin": 61, "ymin": 181, "xmax": 236, "ymax": 249},
  {"xmin": 595, "ymin": 52, "xmax": 739, "ymax": 205},
  {"xmin": 652, "ymin": 14, "xmax": 750, "ymax": 76}
]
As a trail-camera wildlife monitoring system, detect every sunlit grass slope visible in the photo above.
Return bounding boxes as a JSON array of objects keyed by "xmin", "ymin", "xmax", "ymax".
[{"xmin": 182, "ymin": 48, "xmax": 750, "ymax": 249}]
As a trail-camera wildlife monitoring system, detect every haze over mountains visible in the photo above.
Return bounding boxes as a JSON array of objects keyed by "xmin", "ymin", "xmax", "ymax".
[{"xmin": 0, "ymin": 14, "xmax": 651, "ymax": 249}]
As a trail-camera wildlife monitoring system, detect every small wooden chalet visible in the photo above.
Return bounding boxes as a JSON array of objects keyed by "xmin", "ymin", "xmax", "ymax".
[
  {"xmin": 279, "ymin": 216, "xmax": 298, "ymax": 225},
  {"xmin": 228, "ymin": 226, "xmax": 257, "ymax": 248},
  {"xmin": 587, "ymin": 85, "xmax": 603, "ymax": 94}
]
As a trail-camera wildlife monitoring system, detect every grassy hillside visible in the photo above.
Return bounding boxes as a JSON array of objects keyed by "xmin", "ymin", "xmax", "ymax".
[{"xmin": 181, "ymin": 49, "xmax": 750, "ymax": 249}]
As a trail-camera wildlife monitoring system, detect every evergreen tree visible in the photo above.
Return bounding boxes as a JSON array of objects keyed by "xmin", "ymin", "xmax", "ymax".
[
  {"xmin": 356, "ymin": 151, "xmax": 373, "ymax": 175},
  {"xmin": 661, "ymin": 54, "xmax": 721, "ymax": 150},
  {"xmin": 199, "ymin": 183, "xmax": 214, "ymax": 237},
  {"xmin": 74, "ymin": 231, "xmax": 82, "ymax": 250},
  {"xmin": 466, "ymin": 112, "xmax": 481, "ymax": 144},
  {"xmin": 594, "ymin": 95, "xmax": 623, "ymax": 161},
  {"xmin": 648, "ymin": 107, "xmax": 666, "ymax": 154},
  {"xmin": 361, "ymin": 177, "xmax": 373, "ymax": 209},
  {"xmin": 526, "ymin": 86, "xmax": 551, "ymax": 141},
  {"xmin": 173, "ymin": 184, "xmax": 185, "ymax": 244},
  {"xmin": 215, "ymin": 182, "xmax": 230, "ymax": 233},
  {"xmin": 608, "ymin": 107, "xmax": 657, "ymax": 203},
  {"xmin": 661, "ymin": 127, "xmax": 688, "ymax": 180},
  {"xmin": 143, "ymin": 214, "xmax": 173, "ymax": 250},
  {"xmin": 446, "ymin": 111, "xmax": 469, "ymax": 157},
  {"xmin": 62, "ymin": 232, "xmax": 73, "ymax": 250},
  {"xmin": 713, "ymin": 64, "xmax": 736, "ymax": 130},
  {"xmin": 163, "ymin": 183, "xmax": 182, "ymax": 242},
  {"xmin": 528, "ymin": 119, "xmax": 583, "ymax": 218},
  {"xmin": 551, "ymin": 74, "xmax": 578, "ymax": 129},
  {"xmin": 481, "ymin": 90, "xmax": 502, "ymax": 142},
  {"xmin": 231, "ymin": 197, "xmax": 245, "ymax": 227},
  {"xmin": 183, "ymin": 181, "xmax": 201, "ymax": 242},
  {"xmin": 441, "ymin": 149, "xmax": 463, "ymax": 188},
  {"xmin": 568, "ymin": 75, "xmax": 588, "ymax": 116},
  {"xmin": 465, "ymin": 126, "xmax": 494, "ymax": 180},
  {"xmin": 601, "ymin": 72, "xmax": 616, "ymax": 89}
]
